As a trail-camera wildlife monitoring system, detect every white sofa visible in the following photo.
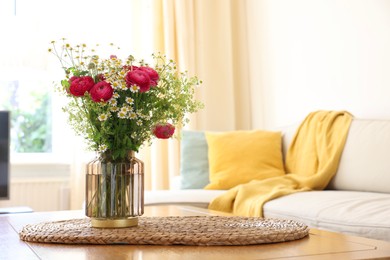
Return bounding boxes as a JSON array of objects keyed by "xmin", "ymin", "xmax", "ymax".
[{"xmin": 145, "ymin": 119, "xmax": 390, "ymax": 241}]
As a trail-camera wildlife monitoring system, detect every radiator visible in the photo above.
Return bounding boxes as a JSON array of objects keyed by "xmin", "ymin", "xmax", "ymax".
[{"xmin": 0, "ymin": 178, "xmax": 70, "ymax": 212}]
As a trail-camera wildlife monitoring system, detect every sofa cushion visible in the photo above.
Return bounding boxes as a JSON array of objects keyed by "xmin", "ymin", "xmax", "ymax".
[
  {"xmin": 263, "ymin": 190, "xmax": 390, "ymax": 241},
  {"xmin": 180, "ymin": 130, "xmax": 210, "ymax": 189},
  {"xmin": 327, "ymin": 119, "xmax": 390, "ymax": 193},
  {"xmin": 204, "ymin": 130, "xmax": 285, "ymax": 190}
]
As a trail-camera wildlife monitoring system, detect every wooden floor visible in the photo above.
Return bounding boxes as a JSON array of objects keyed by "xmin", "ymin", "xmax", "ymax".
[{"xmin": 1, "ymin": 205, "xmax": 390, "ymax": 259}]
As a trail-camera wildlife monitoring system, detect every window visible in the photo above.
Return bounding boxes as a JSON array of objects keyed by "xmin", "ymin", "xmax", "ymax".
[
  {"xmin": 0, "ymin": 0, "xmax": 54, "ymax": 156},
  {"xmin": 0, "ymin": 74, "xmax": 52, "ymax": 153},
  {"xmin": 0, "ymin": 0, "xmax": 154, "ymax": 164}
]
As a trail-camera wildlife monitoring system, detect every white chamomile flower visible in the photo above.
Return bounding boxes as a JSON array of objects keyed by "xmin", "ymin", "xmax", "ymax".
[
  {"xmin": 110, "ymin": 106, "xmax": 119, "ymax": 112},
  {"xmin": 120, "ymin": 83, "xmax": 127, "ymax": 90},
  {"xmin": 113, "ymin": 93, "xmax": 120, "ymax": 99},
  {"xmin": 98, "ymin": 113, "xmax": 109, "ymax": 121},
  {"xmin": 109, "ymin": 99, "xmax": 117, "ymax": 106},
  {"xmin": 136, "ymin": 111, "xmax": 145, "ymax": 117},
  {"xmin": 117, "ymin": 111, "xmax": 127, "ymax": 119},
  {"xmin": 131, "ymin": 132, "xmax": 137, "ymax": 139},
  {"xmin": 126, "ymin": 97, "xmax": 134, "ymax": 104},
  {"xmin": 136, "ymin": 120, "xmax": 142, "ymax": 126},
  {"xmin": 98, "ymin": 144, "xmax": 108, "ymax": 153},
  {"xmin": 140, "ymin": 113, "xmax": 151, "ymax": 120},
  {"xmin": 121, "ymin": 106, "xmax": 130, "ymax": 113},
  {"xmin": 129, "ymin": 85, "xmax": 139, "ymax": 93},
  {"xmin": 111, "ymin": 81, "xmax": 120, "ymax": 89},
  {"xmin": 129, "ymin": 112, "xmax": 137, "ymax": 119}
]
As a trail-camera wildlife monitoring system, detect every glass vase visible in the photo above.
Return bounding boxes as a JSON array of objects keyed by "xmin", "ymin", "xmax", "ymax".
[{"xmin": 85, "ymin": 151, "xmax": 144, "ymax": 228}]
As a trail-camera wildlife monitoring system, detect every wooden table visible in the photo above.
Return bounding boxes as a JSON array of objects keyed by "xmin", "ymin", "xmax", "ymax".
[{"xmin": 2, "ymin": 205, "xmax": 390, "ymax": 260}]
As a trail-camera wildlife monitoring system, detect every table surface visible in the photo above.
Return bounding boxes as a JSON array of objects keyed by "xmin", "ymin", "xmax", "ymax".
[{"xmin": 2, "ymin": 205, "xmax": 390, "ymax": 260}]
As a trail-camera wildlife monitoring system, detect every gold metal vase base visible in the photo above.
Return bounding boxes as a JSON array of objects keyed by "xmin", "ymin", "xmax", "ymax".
[{"xmin": 91, "ymin": 217, "xmax": 139, "ymax": 228}]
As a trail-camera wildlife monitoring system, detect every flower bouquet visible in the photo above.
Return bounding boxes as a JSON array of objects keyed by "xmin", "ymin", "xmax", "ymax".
[{"xmin": 49, "ymin": 39, "xmax": 203, "ymax": 227}]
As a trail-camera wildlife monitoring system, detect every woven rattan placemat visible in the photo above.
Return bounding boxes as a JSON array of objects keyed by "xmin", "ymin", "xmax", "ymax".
[{"xmin": 19, "ymin": 216, "xmax": 309, "ymax": 246}]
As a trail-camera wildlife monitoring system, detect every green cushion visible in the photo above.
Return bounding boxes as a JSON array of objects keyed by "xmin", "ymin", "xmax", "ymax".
[{"xmin": 180, "ymin": 130, "xmax": 210, "ymax": 189}]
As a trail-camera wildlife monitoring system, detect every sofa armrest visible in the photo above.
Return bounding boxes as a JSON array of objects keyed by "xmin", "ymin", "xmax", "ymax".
[
  {"xmin": 170, "ymin": 175, "xmax": 182, "ymax": 190},
  {"xmin": 144, "ymin": 189, "xmax": 227, "ymax": 207}
]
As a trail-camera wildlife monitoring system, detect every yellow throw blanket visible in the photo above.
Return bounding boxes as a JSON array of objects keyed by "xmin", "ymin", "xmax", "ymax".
[{"xmin": 208, "ymin": 110, "xmax": 353, "ymax": 217}]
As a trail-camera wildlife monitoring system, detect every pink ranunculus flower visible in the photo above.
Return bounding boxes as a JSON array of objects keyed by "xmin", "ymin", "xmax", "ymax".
[
  {"xmin": 138, "ymin": 66, "xmax": 159, "ymax": 87},
  {"xmin": 89, "ymin": 81, "xmax": 114, "ymax": 102},
  {"xmin": 69, "ymin": 76, "xmax": 95, "ymax": 97},
  {"xmin": 153, "ymin": 123, "xmax": 175, "ymax": 139},
  {"xmin": 96, "ymin": 73, "xmax": 106, "ymax": 81},
  {"xmin": 69, "ymin": 76, "xmax": 78, "ymax": 83},
  {"xmin": 125, "ymin": 69, "xmax": 151, "ymax": 93},
  {"xmin": 123, "ymin": 65, "xmax": 139, "ymax": 72}
]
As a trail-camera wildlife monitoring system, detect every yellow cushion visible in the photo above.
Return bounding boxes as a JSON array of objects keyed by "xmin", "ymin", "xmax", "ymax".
[{"xmin": 204, "ymin": 130, "xmax": 285, "ymax": 190}]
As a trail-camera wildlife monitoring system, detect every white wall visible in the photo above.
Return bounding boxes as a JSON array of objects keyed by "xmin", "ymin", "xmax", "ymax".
[{"xmin": 248, "ymin": 0, "xmax": 390, "ymax": 128}]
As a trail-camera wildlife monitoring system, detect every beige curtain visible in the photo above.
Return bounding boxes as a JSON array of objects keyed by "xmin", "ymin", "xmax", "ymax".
[
  {"xmin": 154, "ymin": 0, "xmax": 254, "ymax": 131},
  {"xmin": 139, "ymin": 0, "xmax": 261, "ymax": 191}
]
